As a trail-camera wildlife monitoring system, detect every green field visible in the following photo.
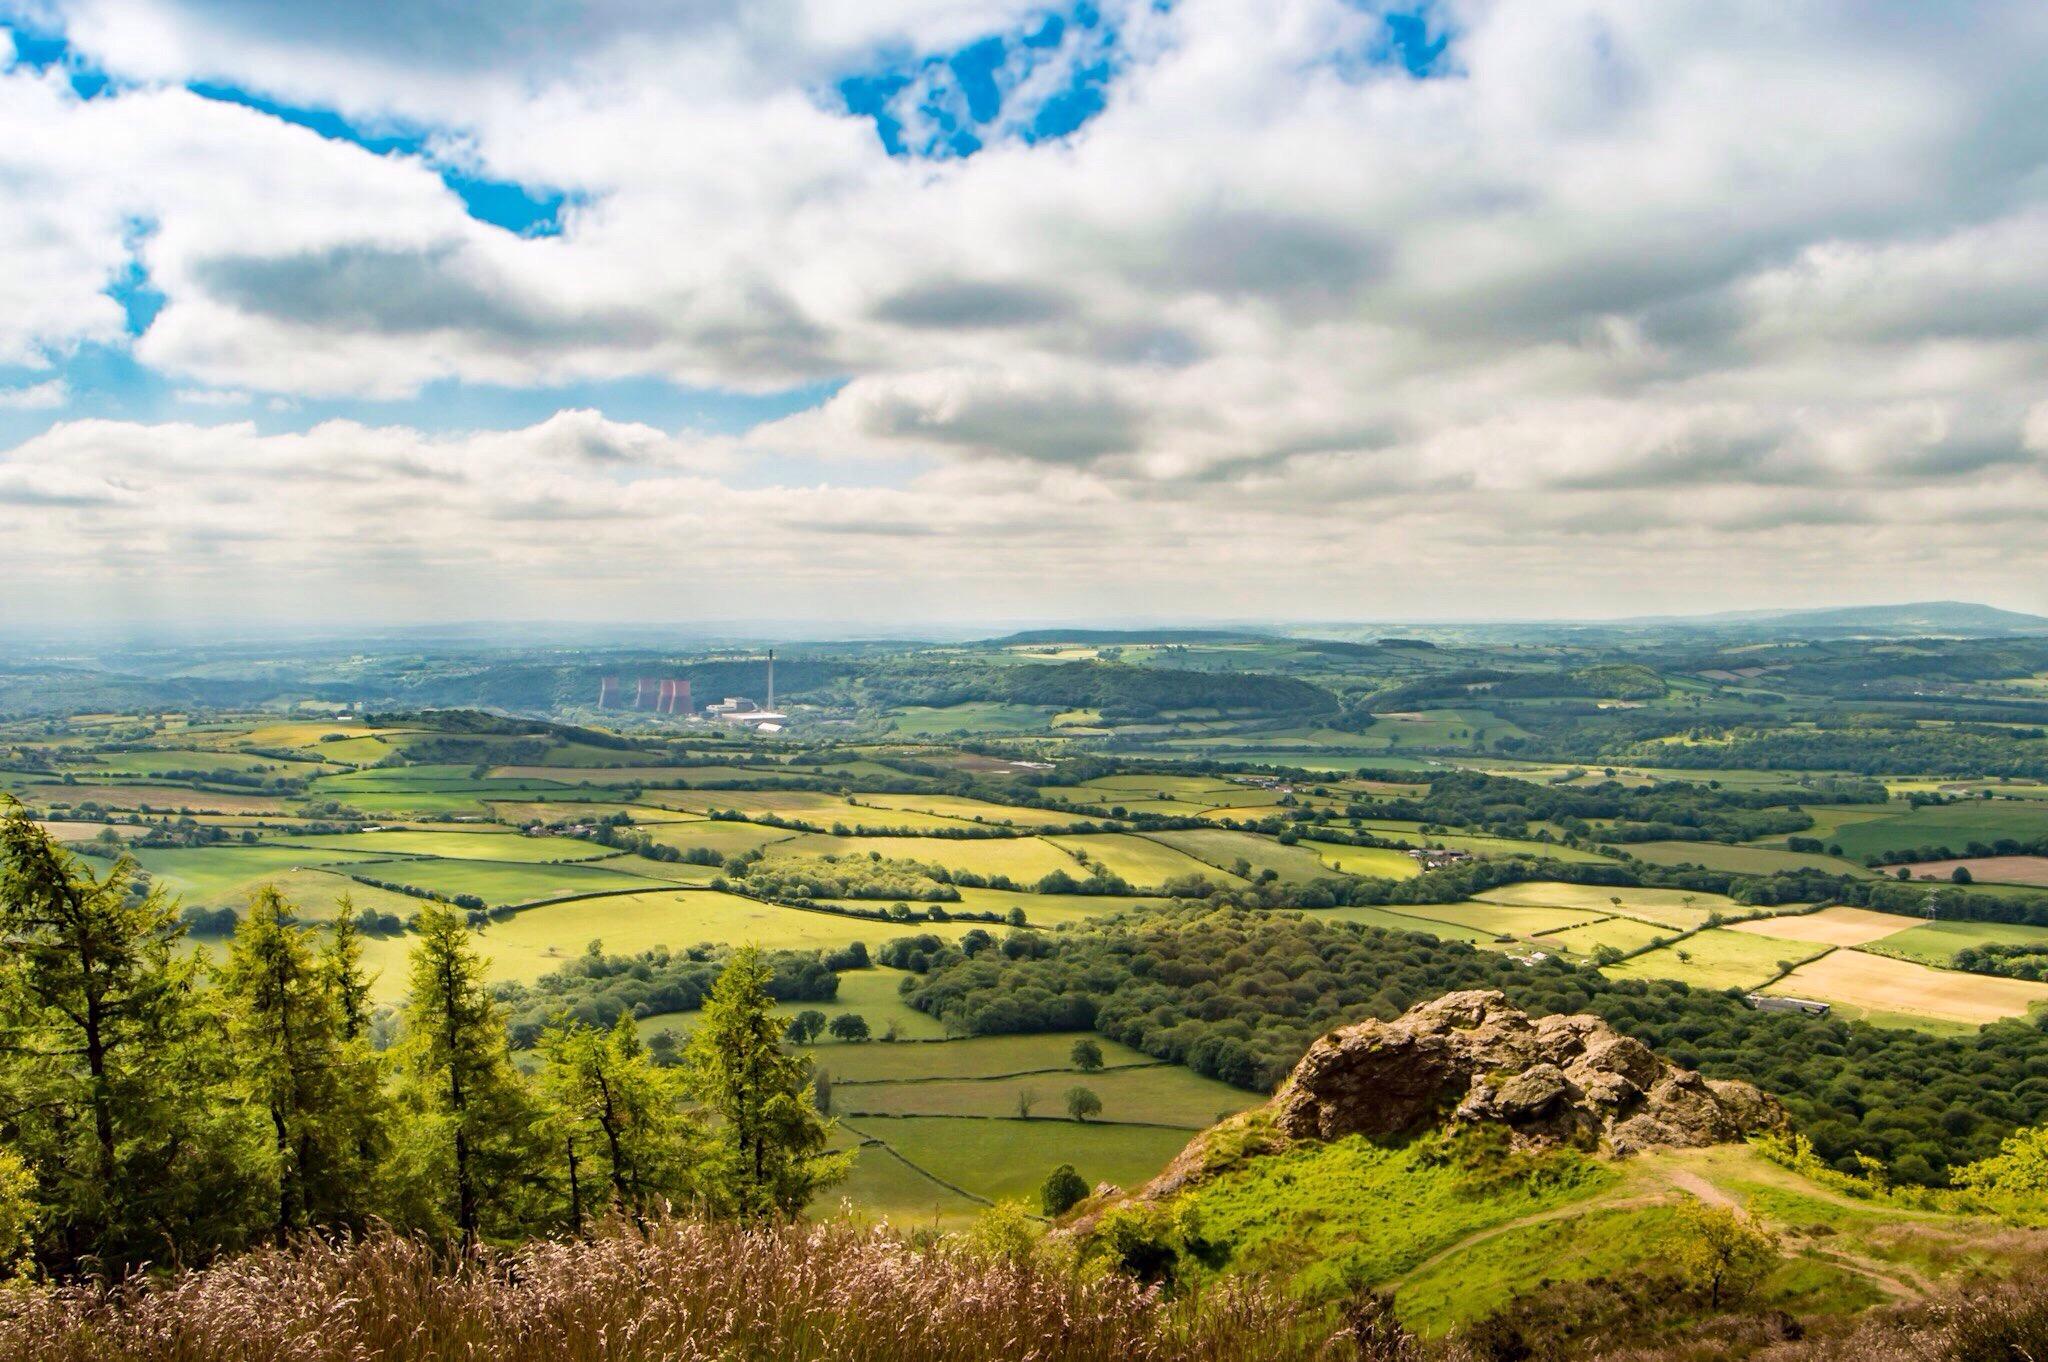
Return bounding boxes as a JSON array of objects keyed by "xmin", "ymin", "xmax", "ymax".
[
  {"xmin": 640, "ymin": 965, "xmax": 957, "ymax": 1047},
  {"xmin": 804, "ymin": 1033, "xmax": 1154, "ymax": 1082},
  {"xmin": 765, "ymin": 833, "xmax": 1082, "ymax": 884},
  {"xmin": 1143, "ymin": 828, "xmax": 1341, "ymax": 883},
  {"xmin": 1605, "ymin": 928, "xmax": 1827, "ymax": 991},
  {"xmin": 838, "ymin": 1065, "xmax": 1255, "ymax": 1129},
  {"xmin": 1536, "ymin": 916, "xmax": 1675, "ymax": 957},
  {"xmin": 1300, "ymin": 841, "xmax": 1422, "ymax": 879},
  {"xmin": 1874, "ymin": 917, "xmax": 2048, "ymax": 964},
  {"xmin": 129, "ymin": 844, "xmax": 390, "ymax": 903},
  {"xmin": 859, "ymin": 793, "xmax": 1079, "ymax": 827},
  {"xmin": 1045, "ymin": 832, "xmax": 1228, "ymax": 888},
  {"xmin": 269, "ymin": 829, "xmax": 615, "ymax": 862},
  {"xmin": 1830, "ymin": 800, "xmax": 2048, "ymax": 860},
  {"xmin": 1397, "ymin": 901, "xmax": 1607, "ymax": 938},
  {"xmin": 338, "ymin": 857, "xmax": 680, "ymax": 906},
  {"xmin": 841, "ymin": 1115, "xmax": 1193, "ymax": 1205},
  {"xmin": 819, "ymin": 1140, "xmax": 985, "ymax": 1227},
  {"xmin": 1473, "ymin": 882, "xmax": 1757, "ymax": 930},
  {"xmin": 1622, "ymin": 841, "xmax": 1874, "ymax": 877}
]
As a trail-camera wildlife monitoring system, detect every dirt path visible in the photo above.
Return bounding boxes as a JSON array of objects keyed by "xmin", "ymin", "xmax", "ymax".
[{"xmin": 1650, "ymin": 1162, "xmax": 1929, "ymax": 1301}]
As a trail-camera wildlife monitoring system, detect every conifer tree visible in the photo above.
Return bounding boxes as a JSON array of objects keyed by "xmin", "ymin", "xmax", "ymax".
[
  {"xmin": 0, "ymin": 800, "xmax": 266, "ymax": 1271},
  {"xmin": 218, "ymin": 887, "xmax": 388, "ymax": 1241},
  {"xmin": 322, "ymin": 897, "xmax": 375, "ymax": 1043},
  {"xmin": 683, "ymin": 946, "xmax": 846, "ymax": 1219},
  {"xmin": 390, "ymin": 903, "xmax": 542, "ymax": 1244},
  {"xmin": 537, "ymin": 1014, "xmax": 703, "ymax": 1228}
]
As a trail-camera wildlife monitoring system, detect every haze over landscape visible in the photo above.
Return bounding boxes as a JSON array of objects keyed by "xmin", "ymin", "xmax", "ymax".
[{"xmin": 5, "ymin": 1, "xmax": 2048, "ymax": 623}]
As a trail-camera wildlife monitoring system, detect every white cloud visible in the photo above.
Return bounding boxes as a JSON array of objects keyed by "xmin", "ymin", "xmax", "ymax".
[
  {"xmin": 3, "ymin": 0, "xmax": 2048, "ymax": 619},
  {"xmin": 0, "ymin": 379, "xmax": 67, "ymax": 409}
]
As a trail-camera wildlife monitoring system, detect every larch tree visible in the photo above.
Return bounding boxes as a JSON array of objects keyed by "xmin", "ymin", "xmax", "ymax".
[
  {"xmin": 322, "ymin": 897, "xmax": 375, "ymax": 1043},
  {"xmin": 218, "ymin": 887, "xmax": 388, "ymax": 1242},
  {"xmin": 0, "ymin": 800, "xmax": 266, "ymax": 1272},
  {"xmin": 536, "ymin": 1014, "xmax": 703, "ymax": 1230},
  {"xmin": 683, "ymin": 946, "xmax": 846, "ymax": 1220},
  {"xmin": 390, "ymin": 903, "xmax": 542, "ymax": 1245}
]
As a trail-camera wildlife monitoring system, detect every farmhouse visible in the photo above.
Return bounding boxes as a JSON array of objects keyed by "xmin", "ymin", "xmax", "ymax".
[{"xmin": 1408, "ymin": 847, "xmax": 1472, "ymax": 871}]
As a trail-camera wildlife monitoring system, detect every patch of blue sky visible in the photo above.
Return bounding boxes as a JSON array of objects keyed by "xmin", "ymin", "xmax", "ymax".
[
  {"xmin": 0, "ymin": 338, "xmax": 845, "ymax": 450},
  {"xmin": 1330, "ymin": 3, "xmax": 1456, "ymax": 81},
  {"xmin": 1, "ymin": 15, "xmax": 110, "ymax": 97},
  {"xmin": 185, "ymin": 82, "xmax": 570, "ymax": 236},
  {"xmin": 837, "ymin": 1, "xmax": 1125, "ymax": 160}
]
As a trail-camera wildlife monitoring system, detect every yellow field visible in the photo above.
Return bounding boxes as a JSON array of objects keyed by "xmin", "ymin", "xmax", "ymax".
[
  {"xmin": 856, "ymin": 793, "xmax": 1080, "ymax": 827},
  {"xmin": 764, "ymin": 834, "xmax": 1082, "ymax": 884},
  {"xmin": 1726, "ymin": 906, "xmax": 1923, "ymax": 948},
  {"xmin": 352, "ymin": 890, "xmax": 975, "ymax": 1003},
  {"xmin": 1472, "ymin": 882, "xmax": 1755, "ymax": 930},
  {"xmin": 1767, "ymin": 949, "xmax": 2048, "ymax": 1026}
]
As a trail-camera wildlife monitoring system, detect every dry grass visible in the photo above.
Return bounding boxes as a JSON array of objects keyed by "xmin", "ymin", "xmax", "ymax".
[
  {"xmin": 1767, "ymin": 949, "xmax": 2048, "ymax": 1026},
  {"xmin": 0, "ymin": 1221, "xmax": 1361, "ymax": 1362},
  {"xmin": 1724, "ymin": 907, "xmax": 1921, "ymax": 948}
]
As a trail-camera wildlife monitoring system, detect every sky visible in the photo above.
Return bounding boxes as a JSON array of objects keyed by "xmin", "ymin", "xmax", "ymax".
[{"xmin": 2, "ymin": 0, "xmax": 2048, "ymax": 629}]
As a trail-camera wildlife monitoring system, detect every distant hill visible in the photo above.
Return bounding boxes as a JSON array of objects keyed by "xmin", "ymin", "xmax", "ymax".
[
  {"xmin": 982, "ymin": 628, "xmax": 1277, "ymax": 646},
  {"xmin": 1635, "ymin": 601, "xmax": 2048, "ymax": 637}
]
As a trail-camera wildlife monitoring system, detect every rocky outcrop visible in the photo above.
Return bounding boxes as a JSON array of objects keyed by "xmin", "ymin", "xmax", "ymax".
[
  {"xmin": 1273, "ymin": 990, "xmax": 1782, "ymax": 1154},
  {"xmin": 1111, "ymin": 990, "xmax": 1783, "ymax": 1212}
]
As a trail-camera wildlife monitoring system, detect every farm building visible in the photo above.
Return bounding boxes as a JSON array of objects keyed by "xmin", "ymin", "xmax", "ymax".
[{"xmin": 1745, "ymin": 994, "xmax": 1831, "ymax": 1017}]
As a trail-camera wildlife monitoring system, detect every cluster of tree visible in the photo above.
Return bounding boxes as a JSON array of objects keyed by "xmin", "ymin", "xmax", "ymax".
[
  {"xmin": 1346, "ymin": 769, "xmax": 1884, "ymax": 844},
  {"xmin": 841, "ymin": 659, "xmax": 1338, "ymax": 720},
  {"xmin": 901, "ymin": 903, "xmax": 2048, "ymax": 1185},
  {"xmin": 0, "ymin": 804, "xmax": 843, "ymax": 1279},
  {"xmin": 1947, "ymin": 942, "xmax": 2048, "ymax": 981},
  {"xmin": 496, "ymin": 942, "xmax": 846, "ymax": 1048}
]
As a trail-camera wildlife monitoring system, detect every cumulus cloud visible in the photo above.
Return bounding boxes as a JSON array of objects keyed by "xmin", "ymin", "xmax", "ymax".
[{"xmin": 2, "ymin": 0, "xmax": 2048, "ymax": 619}]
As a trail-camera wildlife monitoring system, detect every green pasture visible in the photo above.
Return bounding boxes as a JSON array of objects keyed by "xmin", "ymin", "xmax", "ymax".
[
  {"xmin": 1300, "ymin": 842, "xmax": 1422, "ymax": 879},
  {"xmin": 1143, "ymin": 828, "xmax": 1340, "ymax": 883},
  {"xmin": 818, "ymin": 1141, "xmax": 985, "ymax": 1227},
  {"xmin": 1471, "ymin": 881, "xmax": 1755, "ymax": 930},
  {"xmin": 1874, "ymin": 917, "xmax": 2048, "ymax": 964},
  {"xmin": 1539, "ymin": 916, "xmax": 1676, "ymax": 958},
  {"xmin": 1605, "ymin": 928, "xmax": 1827, "ymax": 992},
  {"xmin": 765, "ymin": 833, "xmax": 1081, "ymax": 884},
  {"xmin": 640, "ymin": 967, "xmax": 955, "ymax": 1049},
  {"xmin": 1831, "ymin": 799, "xmax": 2048, "ymax": 860},
  {"xmin": 857, "ymin": 792, "xmax": 1079, "ymax": 827},
  {"xmin": 1397, "ymin": 901, "xmax": 1606, "ymax": 938},
  {"xmin": 1045, "ymin": 832, "xmax": 1228, "ymax": 888},
  {"xmin": 837, "ymin": 1065, "xmax": 1257, "ymax": 1129},
  {"xmin": 1621, "ymin": 841, "xmax": 1874, "ymax": 877},
  {"xmin": 266, "ymin": 829, "xmax": 613, "ymax": 862},
  {"xmin": 337, "ymin": 857, "xmax": 679, "ymax": 906},
  {"xmin": 637, "ymin": 819, "xmax": 805, "ymax": 858},
  {"xmin": 129, "ymin": 844, "xmax": 388, "ymax": 903},
  {"xmin": 841, "ymin": 1115, "xmax": 1193, "ymax": 1206},
  {"xmin": 802, "ymin": 1033, "xmax": 1153, "ymax": 1082}
]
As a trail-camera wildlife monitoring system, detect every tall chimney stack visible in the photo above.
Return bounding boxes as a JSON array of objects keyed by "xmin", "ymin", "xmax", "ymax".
[{"xmin": 766, "ymin": 649, "xmax": 775, "ymax": 713}]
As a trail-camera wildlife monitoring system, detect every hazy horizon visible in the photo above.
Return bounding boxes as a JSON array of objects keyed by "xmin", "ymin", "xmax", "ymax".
[{"xmin": 5, "ymin": 2, "xmax": 2048, "ymax": 625}]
